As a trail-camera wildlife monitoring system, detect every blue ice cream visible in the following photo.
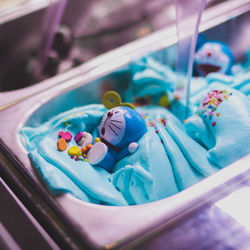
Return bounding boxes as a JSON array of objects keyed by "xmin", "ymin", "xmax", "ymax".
[
  {"xmin": 21, "ymin": 103, "xmax": 222, "ymax": 206},
  {"xmin": 20, "ymin": 50, "xmax": 250, "ymax": 206}
]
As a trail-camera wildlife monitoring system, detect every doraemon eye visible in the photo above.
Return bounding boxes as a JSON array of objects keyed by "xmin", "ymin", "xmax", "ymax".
[
  {"xmin": 111, "ymin": 107, "xmax": 126, "ymax": 116},
  {"xmin": 98, "ymin": 107, "xmax": 126, "ymax": 145}
]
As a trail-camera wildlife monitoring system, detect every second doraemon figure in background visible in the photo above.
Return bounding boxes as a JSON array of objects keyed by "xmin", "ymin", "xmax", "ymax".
[
  {"xmin": 87, "ymin": 91, "xmax": 147, "ymax": 172},
  {"xmin": 194, "ymin": 41, "xmax": 234, "ymax": 76}
]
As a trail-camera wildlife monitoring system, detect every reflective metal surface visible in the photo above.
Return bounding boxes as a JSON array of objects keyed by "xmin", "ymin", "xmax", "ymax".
[
  {"xmin": 135, "ymin": 184, "xmax": 250, "ymax": 250},
  {"xmin": 0, "ymin": 0, "xmax": 248, "ymax": 95},
  {"xmin": 0, "ymin": 177, "xmax": 59, "ymax": 249}
]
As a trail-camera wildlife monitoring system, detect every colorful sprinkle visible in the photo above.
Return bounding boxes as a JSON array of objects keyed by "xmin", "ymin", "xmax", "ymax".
[
  {"xmin": 81, "ymin": 144, "xmax": 93, "ymax": 155},
  {"xmin": 94, "ymin": 137, "xmax": 101, "ymax": 144},
  {"xmin": 57, "ymin": 138, "xmax": 67, "ymax": 151},
  {"xmin": 68, "ymin": 146, "xmax": 82, "ymax": 156},
  {"xmin": 200, "ymin": 89, "xmax": 231, "ymax": 126},
  {"xmin": 74, "ymin": 131, "xmax": 84, "ymax": 144},
  {"xmin": 58, "ymin": 131, "xmax": 72, "ymax": 142},
  {"xmin": 160, "ymin": 118, "xmax": 167, "ymax": 126}
]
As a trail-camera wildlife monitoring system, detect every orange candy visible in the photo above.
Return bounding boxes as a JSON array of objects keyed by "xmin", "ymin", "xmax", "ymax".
[
  {"xmin": 81, "ymin": 144, "xmax": 93, "ymax": 155},
  {"xmin": 57, "ymin": 138, "xmax": 67, "ymax": 151}
]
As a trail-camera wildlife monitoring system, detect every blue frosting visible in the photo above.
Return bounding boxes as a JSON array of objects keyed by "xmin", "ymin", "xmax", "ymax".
[
  {"xmin": 21, "ymin": 104, "xmax": 221, "ymax": 206},
  {"xmin": 185, "ymin": 84, "xmax": 250, "ymax": 168},
  {"xmin": 20, "ymin": 51, "xmax": 250, "ymax": 206}
]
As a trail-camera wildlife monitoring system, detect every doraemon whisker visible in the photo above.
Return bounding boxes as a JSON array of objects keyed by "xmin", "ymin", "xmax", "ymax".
[
  {"xmin": 109, "ymin": 125, "xmax": 118, "ymax": 136},
  {"xmin": 110, "ymin": 122, "xmax": 121, "ymax": 130},
  {"xmin": 110, "ymin": 120, "xmax": 122, "ymax": 123}
]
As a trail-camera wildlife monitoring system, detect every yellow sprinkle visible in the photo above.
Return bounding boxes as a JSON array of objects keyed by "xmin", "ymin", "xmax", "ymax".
[
  {"xmin": 68, "ymin": 146, "xmax": 82, "ymax": 156},
  {"xmin": 84, "ymin": 159, "xmax": 88, "ymax": 162},
  {"xmin": 64, "ymin": 122, "xmax": 69, "ymax": 126},
  {"xmin": 94, "ymin": 137, "xmax": 101, "ymax": 143},
  {"xmin": 216, "ymin": 113, "xmax": 220, "ymax": 117},
  {"xmin": 63, "ymin": 118, "xmax": 67, "ymax": 121}
]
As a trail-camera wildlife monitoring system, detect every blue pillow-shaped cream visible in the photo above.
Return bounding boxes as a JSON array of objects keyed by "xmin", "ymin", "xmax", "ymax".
[{"xmin": 185, "ymin": 84, "xmax": 250, "ymax": 168}]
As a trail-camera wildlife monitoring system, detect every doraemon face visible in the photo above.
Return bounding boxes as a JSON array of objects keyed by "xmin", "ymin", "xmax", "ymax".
[
  {"xmin": 195, "ymin": 42, "xmax": 233, "ymax": 76},
  {"xmin": 98, "ymin": 107, "xmax": 126, "ymax": 145}
]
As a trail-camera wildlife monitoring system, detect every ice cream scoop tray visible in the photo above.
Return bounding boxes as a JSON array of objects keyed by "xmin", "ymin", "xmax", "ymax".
[{"xmin": 0, "ymin": 1, "xmax": 250, "ymax": 249}]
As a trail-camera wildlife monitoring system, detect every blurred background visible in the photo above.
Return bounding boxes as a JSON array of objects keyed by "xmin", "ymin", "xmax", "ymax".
[{"xmin": 0, "ymin": 0, "xmax": 226, "ymax": 91}]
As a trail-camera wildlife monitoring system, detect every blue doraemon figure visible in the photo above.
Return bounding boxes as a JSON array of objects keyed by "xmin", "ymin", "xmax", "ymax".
[
  {"xmin": 194, "ymin": 41, "xmax": 234, "ymax": 76},
  {"xmin": 87, "ymin": 106, "xmax": 147, "ymax": 172}
]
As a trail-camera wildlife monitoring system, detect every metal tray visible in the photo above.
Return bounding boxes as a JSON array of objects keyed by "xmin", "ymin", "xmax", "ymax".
[{"xmin": 0, "ymin": 1, "xmax": 250, "ymax": 249}]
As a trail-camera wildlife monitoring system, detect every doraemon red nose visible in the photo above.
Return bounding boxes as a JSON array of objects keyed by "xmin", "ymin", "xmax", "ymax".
[
  {"xmin": 107, "ymin": 111, "xmax": 113, "ymax": 118},
  {"xmin": 206, "ymin": 51, "xmax": 212, "ymax": 57}
]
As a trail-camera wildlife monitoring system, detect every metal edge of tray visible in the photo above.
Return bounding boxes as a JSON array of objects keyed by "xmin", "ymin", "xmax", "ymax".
[
  {"xmin": 0, "ymin": 0, "xmax": 249, "ymax": 109},
  {"xmin": 0, "ymin": 0, "xmax": 51, "ymax": 24}
]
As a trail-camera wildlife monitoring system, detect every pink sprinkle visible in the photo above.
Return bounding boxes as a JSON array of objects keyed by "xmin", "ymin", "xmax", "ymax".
[
  {"xmin": 209, "ymin": 111, "xmax": 213, "ymax": 115},
  {"xmin": 155, "ymin": 130, "xmax": 159, "ymax": 133},
  {"xmin": 74, "ymin": 131, "xmax": 84, "ymax": 144},
  {"xmin": 58, "ymin": 131, "xmax": 72, "ymax": 142},
  {"xmin": 212, "ymin": 122, "xmax": 216, "ymax": 126},
  {"xmin": 58, "ymin": 131, "xmax": 64, "ymax": 138}
]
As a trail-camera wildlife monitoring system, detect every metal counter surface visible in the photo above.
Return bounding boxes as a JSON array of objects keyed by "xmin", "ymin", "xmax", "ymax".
[
  {"xmin": 135, "ymin": 188, "xmax": 250, "ymax": 250},
  {"xmin": 0, "ymin": 175, "xmax": 59, "ymax": 250}
]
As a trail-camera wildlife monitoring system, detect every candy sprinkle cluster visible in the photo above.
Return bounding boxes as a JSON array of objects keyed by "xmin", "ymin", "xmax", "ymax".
[
  {"xmin": 200, "ymin": 89, "xmax": 232, "ymax": 126},
  {"xmin": 140, "ymin": 112, "xmax": 167, "ymax": 135}
]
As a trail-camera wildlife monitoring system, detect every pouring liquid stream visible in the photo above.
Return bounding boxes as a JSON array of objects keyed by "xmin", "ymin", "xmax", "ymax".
[
  {"xmin": 35, "ymin": 0, "xmax": 68, "ymax": 79},
  {"xmin": 174, "ymin": 0, "xmax": 207, "ymax": 119}
]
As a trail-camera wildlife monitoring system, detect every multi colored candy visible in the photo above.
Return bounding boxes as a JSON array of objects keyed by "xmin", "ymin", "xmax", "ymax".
[
  {"xmin": 58, "ymin": 131, "xmax": 72, "ymax": 141},
  {"xmin": 74, "ymin": 131, "xmax": 93, "ymax": 147},
  {"xmin": 68, "ymin": 146, "xmax": 82, "ymax": 156},
  {"xmin": 57, "ymin": 138, "xmax": 67, "ymax": 151},
  {"xmin": 81, "ymin": 144, "xmax": 93, "ymax": 157},
  {"xmin": 200, "ymin": 89, "xmax": 232, "ymax": 126}
]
